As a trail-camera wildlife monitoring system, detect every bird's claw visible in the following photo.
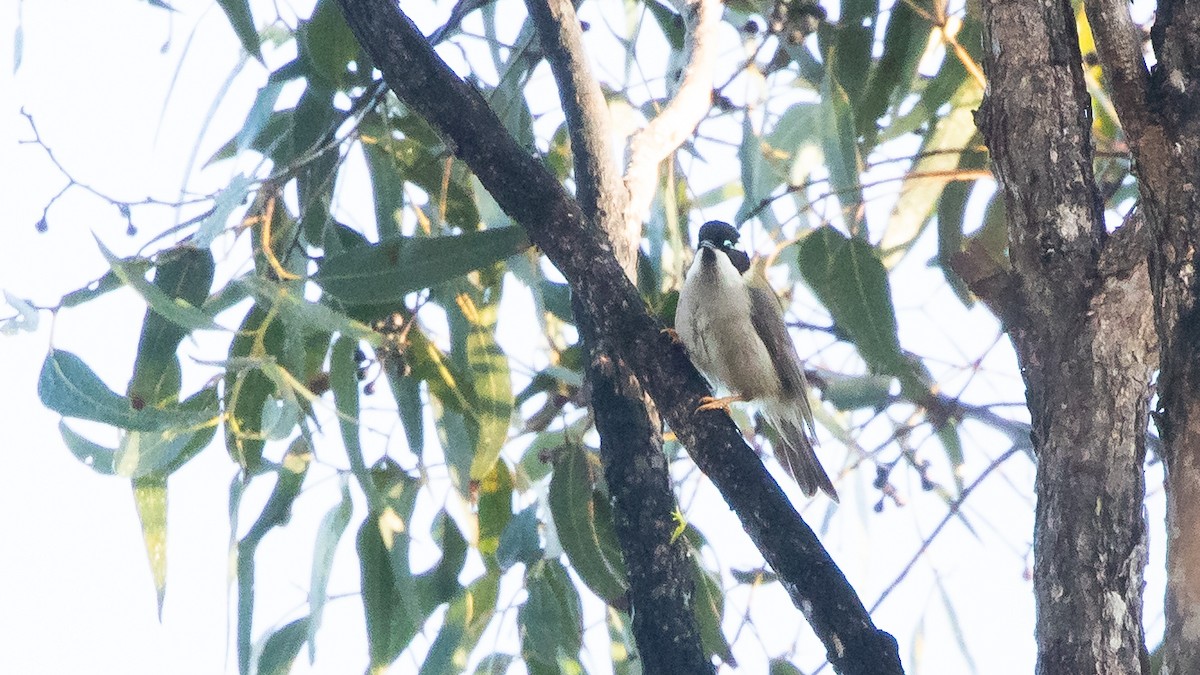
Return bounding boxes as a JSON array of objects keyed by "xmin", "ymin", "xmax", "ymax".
[
  {"xmin": 661, "ymin": 327, "xmax": 682, "ymax": 344},
  {"xmin": 695, "ymin": 395, "xmax": 742, "ymax": 414}
]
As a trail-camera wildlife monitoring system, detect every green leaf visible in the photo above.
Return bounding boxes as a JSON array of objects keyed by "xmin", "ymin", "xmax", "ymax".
[
  {"xmin": 60, "ymin": 269, "xmax": 124, "ymax": 307},
  {"xmin": 315, "ymin": 228, "xmax": 530, "ymax": 306},
  {"xmin": 133, "ymin": 476, "xmax": 168, "ymax": 618},
  {"xmin": 880, "ymin": 80, "xmax": 984, "ymax": 266},
  {"xmin": 258, "ymin": 617, "xmax": 311, "ymax": 675},
  {"xmin": 423, "ymin": 572, "xmax": 502, "ymax": 675},
  {"xmin": 195, "ymin": 173, "xmax": 254, "ymax": 247},
  {"xmin": 39, "ymin": 350, "xmax": 209, "ymax": 431},
  {"xmin": 294, "ymin": 84, "xmax": 341, "ymax": 245},
  {"xmin": 828, "ymin": 0, "xmax": 874, "ymax": 105},
  {"xmin": 693, "ymin": 560, "xmax": 735, "ymax": 667},
  {"xmin": 477, "ymin": 460, "xmax": 513, "ymax": 561},
  {"xmin": 549, "ymin": 444, "xmax": 628, "ymax": 603},
  {"xmin": 358, "ymin": 459, "xmax": 423, "ymax": 670},
  {"xmin": 59, "ymin": 421, "xmax": 117, "ymax": 475},
  {"xmin": 306, "ymin": 476, "xmax": 352, "ymax": 663},
  {"xmin": 384, "ymin": 354, "xmax": 425, "ymax": 459},
  {"xmin": 856, "ymin": 0, "xmax": 930, "ymax": 147},
  {"xmin": 97, "ymin": 240, "xmax": 215, "ymax": 332},
  {"xmin": 331, "ymin": 336, "xmax": 373, "ymax": 500},
  {"xmin": 216, "ymin": 0, "xmax": 262, "ymax": 62},
  {"xmin": 519, "ymin": 559, "xmax": 584, "ymax": 673},
  {"xmin": 608, "ymin": 607, "xmax": 640, "ymax": 675},
  {"xmin": 822, "ymin": 373, "xmax": 894, "ymax": 411},
  {"xmin": 300, "ymin": 0, "xmax": 360, "ymax": 88},
  {"xmin": 224, "ymin": 304, "xmax": 285, "ymax": 473},
  {"xmin": 114, "ymin": 387, "xmax": 220, "ymax": 479},
  {"xmin": 819, "ymin": 75, "xmax": 864, "ymax": 226},
  {"xmin": 737, "ymin": 102, "xmax": 823, "ymax": 225},
  {"xmin": 769, "ymin": 659, "xmax": 805, "ymax": 675},
  {"xmin": 239, "ymin": 440, "xmax": 312, "ymax": 675},
  {"xmin": 798, "ymin": 227, "xmax": 905, "ymax": 375},
  {"xmin": 497, "ymin": 505, "xmax": 542, "ymax": 571},
  {"xmin": 416, "ymin": 511, "xmax": 469, "ymax": 611},
  {"xmin": 465, "ymin": 315, "xmax": 513, "ymax": 481}
]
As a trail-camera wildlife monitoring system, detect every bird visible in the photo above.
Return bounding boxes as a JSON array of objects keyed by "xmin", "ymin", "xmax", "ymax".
[{"xmin": 675, "ymin": 220, "xmax": 837, "ymax": 500}]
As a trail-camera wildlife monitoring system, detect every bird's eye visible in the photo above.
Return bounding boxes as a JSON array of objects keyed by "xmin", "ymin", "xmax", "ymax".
[{"xmin": 723, "ymin": 239, "xmax": 734, "ymax": 248}]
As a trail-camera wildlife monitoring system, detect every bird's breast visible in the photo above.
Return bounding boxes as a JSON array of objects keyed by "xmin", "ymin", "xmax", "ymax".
[{"xmin": 678, "ymin": 265, "xmax": 783, "ymax": 399}]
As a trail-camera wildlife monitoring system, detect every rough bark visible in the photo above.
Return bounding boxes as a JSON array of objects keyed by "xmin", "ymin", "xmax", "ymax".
[
  {"xmin": 1083, "ymin": 0, "xmax": 1200, "ymax": 670},
  {"xmin": 525, "ymin": 0, "xmax": 709, "ymax": 669},
  {"xmin": 333, "ymin": 0, "xmax": 902, "ymax": 671},
  {"xmin": 977, "ymin": 0, "xmax": 1156, "ymax": 672}
]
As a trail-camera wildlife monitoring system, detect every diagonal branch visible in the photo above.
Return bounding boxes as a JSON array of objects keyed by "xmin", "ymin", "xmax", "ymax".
[
  {"xmin": 333, "ymin": 1, "xmax": 902, "ymax": 671},
  {"xmin": 1082, "ymin": 0, "xmax": 1152, "ymax": 149},
  {"xmin": 526, "ymin": 0, "xmax": 709, "ymax": 670},
  {"xmin": 621, "ymin": 0, "xmax": 720, "ymax": 240}
]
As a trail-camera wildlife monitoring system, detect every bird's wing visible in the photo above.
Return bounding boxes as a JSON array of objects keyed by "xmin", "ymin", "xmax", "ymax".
[{"xmin": 747, "ymin": 283, "xmax": 817, "ymax": 433}]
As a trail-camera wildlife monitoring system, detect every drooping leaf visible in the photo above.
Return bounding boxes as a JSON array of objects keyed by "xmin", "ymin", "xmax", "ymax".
[
  {"xmin": 422, "ymin": 571, "xmax": 502, "ymax": 675},
  {"xmin": 358, "ymin": 458, "xmax": 423, "ymax": 671},
  {"xmin": 331, "ymin": 336, "xmax": 372, "ymax": 497},
  {"xmin": 798, "ymin": 227, "xmax": 904, "ymax": 375},
  {"xmin": 880, "ymin": 82, "xmax": 984, "ymax": 266},
  {"xmin": 238, "ymin": 440, "xmax": 313, "ymax": 675},
  {"xmin": 857, "ymin": 0, "xmax": 930, "ymax": 148},
  {"xmin": 258, "ymin": 617, "xmax": 311, "ymax": 675},
  {"xmin": 519, "ymin": 559, "xmax": 584, "ymax": 673},
  {"xmin": 497, "ymin": 504, "xmax": 542, "ymax": 571},
  {"xmin": 315, "ymin": 228, "xmax": 530, "ymax": 306},
  {"xmin": 692, "ymin": 559, "xmax": 736, "ymax": 667},
  {"xmin": 464, "ymin": 311, "xmax": 513, "ymax": 480},
  {"xmin": 416, "ymin": 511, "xmax": 469, "ymax": 611},
  {"xmin": 59, "ymin": 421, "xmax": 117, "ymax": 475},
  {"xmin": 114, "ymin": 387, "xmax": 220, "ymax": 479},
  {"xmin": 549, "ymin": 444, "xmax": 628, "ymax": 603},
  {"xmin": 133, "ymin": 476, "xmax": 168, "ymax": 618},
  {"xmin": 293, "ymin": 83, "xmax": 342, "ymax": 245},
  {"xmin": 306, "ymin": 476, "xmax": 353, "ymax": 663},
  {"xmin": 299, "ymin": 0, "xmax": 360, "ymax": 88},
  {"xmin": 477, "ymin": 460, "xmax": 513, "ymax": 562},
  {"xmin": 215, "ymin": 0, "xmax": 262, "ymax": 61},
  {"xmin": 96, "ymin": 240, "xmax": 215, "ymax": 332},
  {"xmin": 224, "ymin": 304, "xmax": 285, "ymax": 473}
]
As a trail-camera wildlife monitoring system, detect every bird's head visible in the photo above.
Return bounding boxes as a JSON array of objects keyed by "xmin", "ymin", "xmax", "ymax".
[{"xmin": 696, "ymin": 220, "xmax": 750, "ymax": 274}]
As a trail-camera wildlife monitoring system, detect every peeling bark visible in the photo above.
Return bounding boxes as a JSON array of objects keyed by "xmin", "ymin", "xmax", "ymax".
[{"xmin": 978, "ymin": 0, "xmax": 1155, "ymax": 672}]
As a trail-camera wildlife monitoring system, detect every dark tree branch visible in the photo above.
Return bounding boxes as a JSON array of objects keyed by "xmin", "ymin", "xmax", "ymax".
[
  {"xmin": 526, "ymin": 0, "xmax": 709, "ymax": 669},
  {"xmin": 977, "ymin": 0, "xmax": 1155, "ymax": 672},
  {"xmin": 333, "ymin": 0, "xmax": 901, "ymax": 671}
]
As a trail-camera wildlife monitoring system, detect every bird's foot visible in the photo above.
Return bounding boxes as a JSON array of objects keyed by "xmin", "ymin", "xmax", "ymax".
[
  {"xmin": 695, "ymin": 395, "xmax": 743, "ymax": 414},
  {"xmin": 661, "ymin": 327, "xmax": 682, "ymax": 344}
]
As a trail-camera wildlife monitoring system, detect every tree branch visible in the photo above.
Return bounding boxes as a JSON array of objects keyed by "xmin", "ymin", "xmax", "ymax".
[
  {"xmin": 1081, "ymin": 0, "xmax": 1152, "ymax": 148},
  {"xmin": 525, "ymin": 1, "xmax": 710, "ymax": 669},
  {"xmin": 621, "ymin": 0, "xmax": 720, "ymax": 240},
  {"xmin": 333, "ymin": 1, "xmax": 901, "ymax": 671}
]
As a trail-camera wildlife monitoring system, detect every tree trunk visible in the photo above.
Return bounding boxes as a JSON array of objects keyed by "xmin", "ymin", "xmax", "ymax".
[
  {"xmin": 1080, "ymin": 0, "xmax": 1200, "ymax": 669},
  {"xmin": 977, "ymin": 0, "xmax": 1155, "ymax": 671}
]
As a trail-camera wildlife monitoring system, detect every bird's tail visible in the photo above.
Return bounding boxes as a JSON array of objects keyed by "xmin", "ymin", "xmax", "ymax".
[{"xmin": 762, "ymin": 399, "xmax": 838, "ymax": 501}]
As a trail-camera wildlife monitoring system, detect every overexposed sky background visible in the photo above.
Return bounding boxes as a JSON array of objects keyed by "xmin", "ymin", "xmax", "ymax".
[{"xmin": 0, "ymin": 1, "xmax": 1167, "ymax": 674}]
